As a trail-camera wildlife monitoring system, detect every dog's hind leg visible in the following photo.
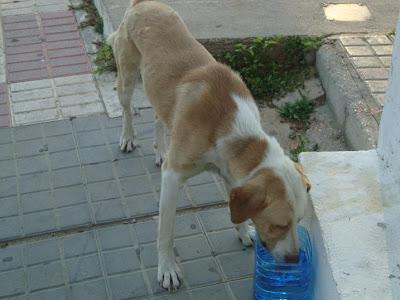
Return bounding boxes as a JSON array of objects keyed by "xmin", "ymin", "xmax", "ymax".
[
  {"xmin": 114, "ymin": 36, "xmax": 141, "ymax": 152},
  {"xmin": 154, "ymin": 114, "xmax": 167, "ymax": 168}
]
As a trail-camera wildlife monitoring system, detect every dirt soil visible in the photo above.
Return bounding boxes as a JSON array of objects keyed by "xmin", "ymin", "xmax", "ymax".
[{"xmin": 260, "ymin": 102, "xmax": 348, "ymax": 157}]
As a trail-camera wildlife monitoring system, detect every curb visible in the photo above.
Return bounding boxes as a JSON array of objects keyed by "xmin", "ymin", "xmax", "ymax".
[{"xmin": 316, "ymin": 40, "xmax": 379, "ymax": 150}]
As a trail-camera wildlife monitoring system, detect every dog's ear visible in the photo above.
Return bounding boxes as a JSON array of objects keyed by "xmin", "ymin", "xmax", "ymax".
[
  {"xmin": 294, "ymin": 162, "xmax": 311, "ymax": 192},
  {"xmin": 229, "ymin": 186, "xmax": 265, "ymax": 224}
]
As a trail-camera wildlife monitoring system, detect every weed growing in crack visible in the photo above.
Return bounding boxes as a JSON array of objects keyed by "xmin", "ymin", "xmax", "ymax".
[
  {"xmin": 279, "ymin": 96, "xmax": 315, "ymax": 125},
  {"xmin": 94, "ymin": 40, "xmax": 117, "ymax": 74},
  {"xmin": 69, "ymin": 0, "xmax": 103, "ymax": 34},
  {"xmin": 224, "ymin": 36, "xmax": 321, "ymax": 102},
  {"xmin": 290, "ymin": 135, "xmax": 308, "ymax": 162}
]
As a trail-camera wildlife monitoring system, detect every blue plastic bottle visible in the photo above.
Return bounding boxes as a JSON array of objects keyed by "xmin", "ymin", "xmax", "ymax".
[{"xmin": 254, "ymin": 225, "xmax": 313, "ymax": 300}]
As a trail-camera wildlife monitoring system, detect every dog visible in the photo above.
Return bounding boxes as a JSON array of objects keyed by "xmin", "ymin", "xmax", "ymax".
[{"xmin": 108, "ymin": 0, "xmax": 311, "ymax": 291}]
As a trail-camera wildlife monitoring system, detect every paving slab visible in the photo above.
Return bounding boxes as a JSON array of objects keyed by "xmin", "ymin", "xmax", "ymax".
[
  {"xmin": 9, "ymin": 74, "xmax": 104, "ymax": 125},
  {"xmin": 0, "ymin": 83, "xmax": 11, "ymax": 127},
  {"xmin": 339, "ymin": 34, "xmax": 394, "ymax": 112},
  {"xmin": 0, "ymin": 0, "xmax": 70, "ymax": 16},
  {"xmin": 95, "ymin": 0, "xmax": 399, "ymax": 39},
  {"xmin": 316, "ymin": 36, "xmax": 391, "ymax": 150},
  {"xmin": 0, "ymin": 209, "xmax": 253, "ymax": 299},
  {"xmin": 2, "ymin": 11, "xmax": 92, "ymax": 83},
  {"xmin": 0, "ymin": 112, "xmax": 226, "ymax": 242},
  {"xmin": 96, "ymin": 72, "xmax": 151, "ymax": 118}
]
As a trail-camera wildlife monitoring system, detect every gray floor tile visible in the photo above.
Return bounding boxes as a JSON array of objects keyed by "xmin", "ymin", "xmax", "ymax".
[
  {"xmin": 109, "ymin": 272, "xmax": 149, "ymax": 300},
  {"xmin": 70, "ymin": 279, "xmax": 108, "ymax": 300},
  {"xmin": 229, "ymin": 278, "xmax": 253, "ymax": 300},
  {"xmin": 218, "ymin": 250, "xmax": 254, "ymax": 280}
]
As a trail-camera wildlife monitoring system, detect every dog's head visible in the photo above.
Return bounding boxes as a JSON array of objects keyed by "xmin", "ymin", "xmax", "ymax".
[{"xmin": 229, "ymin": 158, "xmax": 311, "ymax": 262}]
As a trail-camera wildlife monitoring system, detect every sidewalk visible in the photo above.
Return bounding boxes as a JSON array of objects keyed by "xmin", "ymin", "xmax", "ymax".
[
  {"xmin": 0, "ymin": 115, "xmax": 254, "ymax": 299},
  {"xmin": 0, "ymin": 2, "xmax": 253, "ymax": 299},
  {"xmin": 0, "ymin": 0, "xmax": 397, "ymax": 299}
]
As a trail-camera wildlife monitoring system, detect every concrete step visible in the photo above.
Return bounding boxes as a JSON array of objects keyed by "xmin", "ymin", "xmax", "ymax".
[
  {"xmin": 300, "ymin": 150, "xmax": 392, "ymax": 299},
  {"xmin": 94, "ymin": 0, "xmax": 398, "ymax": 39}
]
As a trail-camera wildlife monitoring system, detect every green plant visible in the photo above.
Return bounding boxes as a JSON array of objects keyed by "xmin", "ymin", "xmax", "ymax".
[
  {"xmin": 94, "ymin": 40, "xmax": 117, "ymax": 73},
  {"xmin": 290, "ymin": 135, "xmax": 308, "ymax": 162},
  {"xmin": 279, "ymin": 96, "xmax": 314, "ymax": 124},
  {"xmin": 388, "ymin": 29, "xmax": 396, "ymax": 40},
  {"xmin": 70, "ymin": 0, "xmax": 103, "ymax": 34},
  {"xmin": 224, "ymin": 36, "xmax": 321, "ymax": 101}
]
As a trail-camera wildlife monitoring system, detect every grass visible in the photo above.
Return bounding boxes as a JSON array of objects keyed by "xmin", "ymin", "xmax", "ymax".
[
  {"xmin": 388, "ymin": 29, "xmax": 395, "ymax": 40},
  {"xmin": 279, "ymin": 96, "xmax": 314, "ymax": 125},
  {"xmin": 224, "ymin": 36, "xmax": 321, "ymax": 102},
  {"xmin": 279, "ymin": 96, "xmax": 316, "ymax": 160},
  {"xmin": 290, "ymin": 135, "xmax": 308, "ymax": 162},
  {"xmin": 94, "ymin": 40, "xmax": 117, "ymax": 74},
  {"xmin": 69, "ymin": 0, "xmax": 103, "ymax": 34}
]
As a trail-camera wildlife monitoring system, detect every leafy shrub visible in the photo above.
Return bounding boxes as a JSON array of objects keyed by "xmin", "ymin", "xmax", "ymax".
[{"xmin": 224, "ymin": 36, "xmax": 321, "ymax": 101}]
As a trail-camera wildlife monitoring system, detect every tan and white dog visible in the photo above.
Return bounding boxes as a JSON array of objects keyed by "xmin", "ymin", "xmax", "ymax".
[{"xmin": 108, "ymin": 0, "xmax": 311, "ymax": 291}]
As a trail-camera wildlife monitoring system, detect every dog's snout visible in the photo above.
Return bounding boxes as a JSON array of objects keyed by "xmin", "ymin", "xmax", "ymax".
[{"xmin": 285, "ymin": 254, "xmax": 299, "ymax": 263}]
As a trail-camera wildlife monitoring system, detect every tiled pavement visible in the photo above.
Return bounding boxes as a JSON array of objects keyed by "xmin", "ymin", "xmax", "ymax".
[
  {"xmin": 0, "ymin": 5, "xmax": 98, "ymax": 127},
  {"xmin": 0, "ymin": 0, "xmax": 70, "ymax": 17},
  {"xmin": 3, "ymin": 11, "xmax": 91, "ymax": 83},
  {"xmin": 0, "ymin": 111, "xmax": 255, "ymax": 299},
  {"xmin": 0, "ymin": 0, "xmax": 394, "ymax": 298},
  {"xmin": 10, "ymin": 74, "xmax": 103, "ymax": 125},
  {"xmin": 0, "ymin": 83, "xmax": 10, "ymax": 127},
  {"xmin": 338, "ymin": 34, "xmax": 394, "ymax": 122},
  {"xmin": 0, "ymin": 1, "xmax": 253, "ymax": 298},
  {"xmin": 0, "ymin": 209, "xmax": 253, "ymax": 300}
]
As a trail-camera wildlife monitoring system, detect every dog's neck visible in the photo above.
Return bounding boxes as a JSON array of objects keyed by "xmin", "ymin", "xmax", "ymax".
[{"xmin": 214, "ymin": 93, "xmax": 286, "ymax": 188}]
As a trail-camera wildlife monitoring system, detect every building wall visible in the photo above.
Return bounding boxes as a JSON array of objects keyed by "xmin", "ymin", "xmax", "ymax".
[{"xmin": 377, "ymin": 17, "xmax": 400, "ymax": 299}]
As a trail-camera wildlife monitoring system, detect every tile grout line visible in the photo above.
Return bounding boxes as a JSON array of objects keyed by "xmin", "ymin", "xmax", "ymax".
[
  {"xmin": 128, "ymin": 222, "xmax": 154, "ymax": 298},
  {"xmin": 40, "ymin": 123, "xmax": 62, "ymax": 233},
  {"xmin": 100, "ymin": 115, "xmax": 131, "ymax": 221},
  {"xmin": 69, "ymin": 118, "xmax": 97, "ymax": 227},
  {"xmin": 57, "ymin": 236, "xmax": 72, "ymax": 299},
  {"xmin": 195, "ymin": 213, "xmax": 235, "ymax": 299},
  {"xmin": 0, "ymin": 201, "xmax": 229, "ymax": 246},
  {"xmin": 10, "ymin": 127, "xmax": 29, "ymax": 297},
  {"xmin": 93, "ymin": 229, "xmax": 114, "ymax": 300}
]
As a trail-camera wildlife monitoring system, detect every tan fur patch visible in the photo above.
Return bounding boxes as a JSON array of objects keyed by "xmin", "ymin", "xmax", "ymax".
[
  {"xmin": 229, "ymin": 167, "xmax": 286, "ymax": 222},
  {"xmin": 227, "ymin": 137, "xmax": 268, "ymax": 178},
  {"xmin": 168, "ymin": 64, "xmax": 252, "ymax": 171},
  {"xmin": 229, "ymin": 167, "xmax": 294, "ymax": 250}
]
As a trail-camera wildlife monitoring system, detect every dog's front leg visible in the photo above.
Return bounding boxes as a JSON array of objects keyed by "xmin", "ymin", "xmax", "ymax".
[
  {"xmin": 236, "ymin": 221, "xmax": 256, "ymax": 246},
  {"xmin": 157, "ymin": 168, "xmax": 182, "ymax": 291}
]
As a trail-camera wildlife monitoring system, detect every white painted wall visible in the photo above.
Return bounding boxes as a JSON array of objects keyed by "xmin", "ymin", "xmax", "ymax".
[{"xmin": 377, "ymin": 17, "xmax": 400, "ymax": 299}]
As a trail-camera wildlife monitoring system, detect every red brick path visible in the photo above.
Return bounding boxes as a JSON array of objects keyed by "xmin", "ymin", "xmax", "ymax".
[
  {"xmin": 3, "ymin": 11, "xmax": 92, "ymax": 83},
  {"xmin": 0, "ymin": 83, "xmax": 10, "ymax": 127}
]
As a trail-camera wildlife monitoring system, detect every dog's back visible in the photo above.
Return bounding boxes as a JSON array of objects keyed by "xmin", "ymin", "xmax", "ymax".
[{"xmin": 111, "ymin": 0, "xmax": 215, "ymax": 127}]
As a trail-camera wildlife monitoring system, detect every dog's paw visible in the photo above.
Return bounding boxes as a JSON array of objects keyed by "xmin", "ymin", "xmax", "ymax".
[
  {"xmin": 120, "ymin": 134, "xmax": 136, "ymax": 152},
  {"xmin": 157, "ymin": 256, "xmax": 182, "ymax": 292},
  {"xmin": 155, "ymin": 154, "xmax": 164, "ymax": 168},
  {"xmin": 238, "ymin": 225, "xmax": 256, "ymax": 247}
]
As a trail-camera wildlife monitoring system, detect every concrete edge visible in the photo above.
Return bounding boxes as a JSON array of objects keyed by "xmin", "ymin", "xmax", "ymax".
[
  {"xmin": 316, "ymin": 40, "xmax": 379, "ymax": 150},
  {"xmin": 93, "ymin": 0, "xmax": 115, "ymax": 38},
  {"xmin": 299, "ymin": 150, "xmax": 393, "ymax": 299}
]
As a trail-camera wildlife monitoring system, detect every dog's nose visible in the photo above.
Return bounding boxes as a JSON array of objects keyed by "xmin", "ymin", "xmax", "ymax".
[{"xmin": 285, "ymin": 254, "xmax": 299, "ymax": 263}]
